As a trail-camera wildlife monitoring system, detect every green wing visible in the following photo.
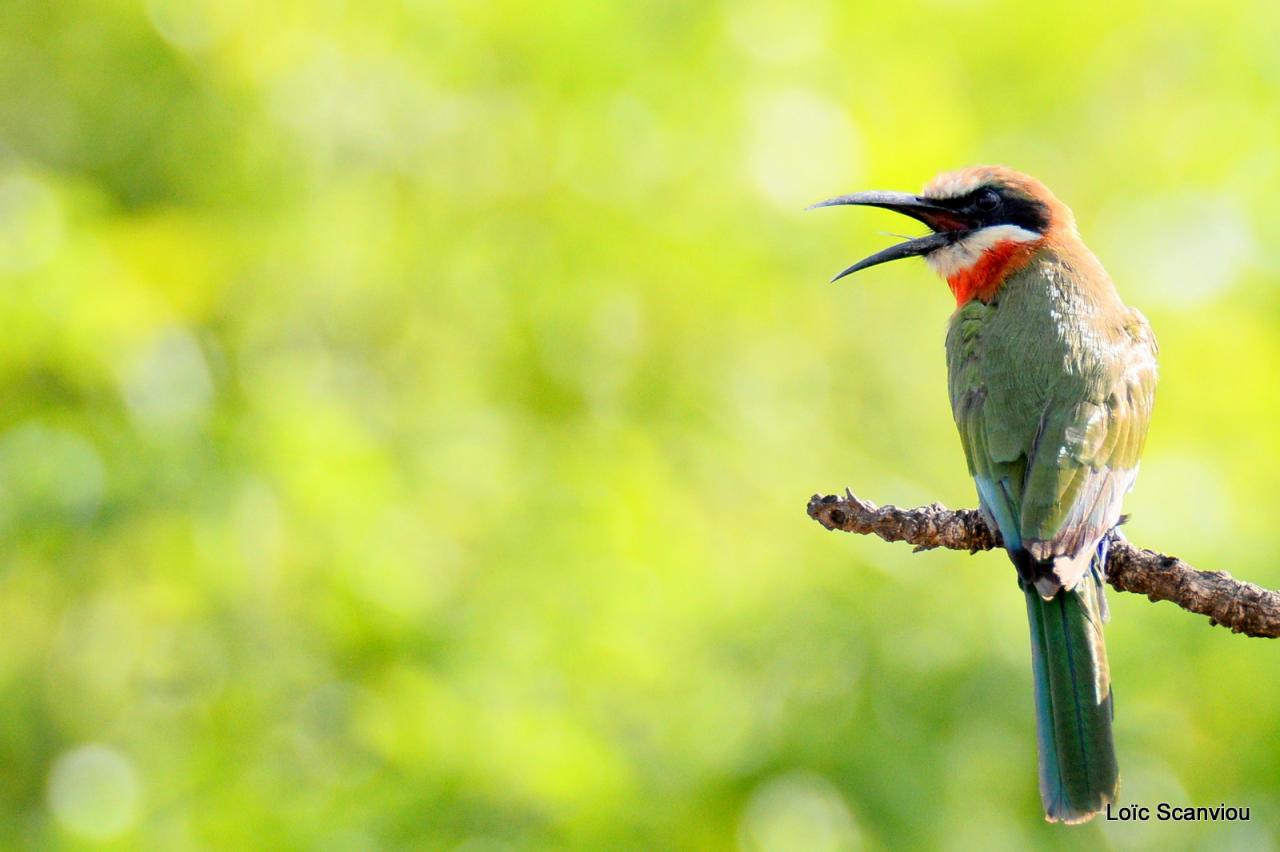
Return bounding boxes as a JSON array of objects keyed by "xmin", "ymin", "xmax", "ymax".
[
  {"xmin": 946, "ymin": 288, "xmax": 1157, "ymax": 591},
  {"xmin": 1020, "ymin": 307, "xmax": 1157, "ymax": 565}
]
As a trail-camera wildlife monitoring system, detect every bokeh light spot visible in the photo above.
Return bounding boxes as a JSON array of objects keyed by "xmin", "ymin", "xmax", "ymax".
[
  {"xmin": 47, "ymin": 745, "xmax": 141, "ymax": 842},
  {"xmin": 117, "ymin": 327, "xmax": 214, "ymax": 433},
  {"xmin": 0, "ymin": 423, "xmax": 105, "ymax": 529},
  {"xmin": 738, "ymin": 771, "xmax": 862, "ymax": 852},
  {"xmin": 0, "ymin": 172, "xmax": 64, "ymax": 274},
  {"xmin": 745, "ymin": 89, "xmax": 863, "ymax": 210},
  {"xmin": 1095, "ymin": 192, "xmax": 1256, "ymax": 309},
  {"xmin": 146, "ymin": 0, "xmax": 247, "ymax": 52}
]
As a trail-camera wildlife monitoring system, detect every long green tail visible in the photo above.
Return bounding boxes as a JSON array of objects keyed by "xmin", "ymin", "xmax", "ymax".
[{"xmin": 1023, "ymin": 572, "xmax": 1118, "ymax": 823}]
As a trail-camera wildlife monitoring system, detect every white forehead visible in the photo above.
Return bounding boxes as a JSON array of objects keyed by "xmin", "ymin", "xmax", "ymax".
[{"xmin": 922, "ymin": 172, "xmax": 984, "ymax": 200}]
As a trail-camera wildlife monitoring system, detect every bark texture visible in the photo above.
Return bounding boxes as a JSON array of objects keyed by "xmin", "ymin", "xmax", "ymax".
[{"xmin": 808, "ymin": 490, "xmax": 1280, "ymax": 639}]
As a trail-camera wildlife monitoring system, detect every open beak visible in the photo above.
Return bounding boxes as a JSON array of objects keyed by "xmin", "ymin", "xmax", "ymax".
[{"xmin": 808, "ymin": 191, "xmax": 975, "ymax": 282}]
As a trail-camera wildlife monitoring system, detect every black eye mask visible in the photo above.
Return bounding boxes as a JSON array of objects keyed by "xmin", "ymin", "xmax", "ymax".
[{"xmin": 937, "ymin": 186, "xmax": 1050, "ymax": 233}]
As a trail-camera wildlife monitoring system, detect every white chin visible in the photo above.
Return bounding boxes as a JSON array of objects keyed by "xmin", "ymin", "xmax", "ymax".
[{"xmin": 926, "ymin": 224, "xmax": 1041, "ymax": 278}]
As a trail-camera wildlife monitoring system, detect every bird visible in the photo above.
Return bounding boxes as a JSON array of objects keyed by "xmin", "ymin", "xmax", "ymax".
[{"xmin": 811, "ymin": 166, "xmax": 1157, "ymax": 823}]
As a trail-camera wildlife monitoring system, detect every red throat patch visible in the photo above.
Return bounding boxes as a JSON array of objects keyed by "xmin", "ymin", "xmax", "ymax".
[{"xmin": 947, "ymin": 239, "xmax": 1039, "ymax": 306}]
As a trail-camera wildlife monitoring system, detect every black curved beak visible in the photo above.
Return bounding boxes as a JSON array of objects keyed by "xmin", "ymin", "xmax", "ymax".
[{"xmin": 808, "ymin": 191, "xmax": 975, "ymax": 282}]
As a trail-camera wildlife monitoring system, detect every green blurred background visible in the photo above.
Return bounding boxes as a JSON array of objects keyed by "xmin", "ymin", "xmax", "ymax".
[{"xmin": 1, "ymin": 0, "xmax": 1278, "ymax": 848}]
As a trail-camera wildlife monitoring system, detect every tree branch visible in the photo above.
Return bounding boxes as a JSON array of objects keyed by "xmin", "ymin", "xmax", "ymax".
[{"xmin": 807, "ymin": 489, "xmax": 1280, "ymax": 639}]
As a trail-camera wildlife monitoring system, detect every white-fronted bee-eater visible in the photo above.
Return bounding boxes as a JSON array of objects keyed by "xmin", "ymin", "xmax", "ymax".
[{"xmin": 814, "ymin": 166, "xmax": 1158, "ymax": 823}]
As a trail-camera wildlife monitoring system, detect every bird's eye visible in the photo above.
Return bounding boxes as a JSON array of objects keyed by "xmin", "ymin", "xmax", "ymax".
[{"xmin": 974, "ymin": 189, "xmax": 1001, "ymax": 212}]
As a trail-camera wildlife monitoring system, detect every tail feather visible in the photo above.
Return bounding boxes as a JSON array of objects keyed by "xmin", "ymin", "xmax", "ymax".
[{"xmin": 1022, "ymin": 554, "xmax": 1118, "ymax": 823}]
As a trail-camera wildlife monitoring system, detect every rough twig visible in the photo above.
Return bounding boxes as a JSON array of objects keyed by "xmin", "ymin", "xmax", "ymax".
[{"xmin": 808, "ymin": 489, "xmax": 1280, "ymax": 639}]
